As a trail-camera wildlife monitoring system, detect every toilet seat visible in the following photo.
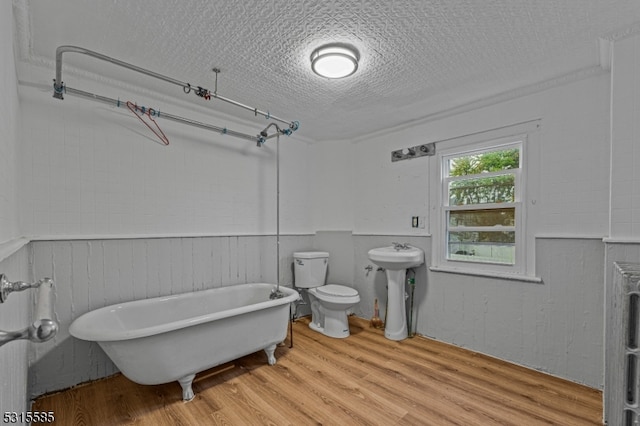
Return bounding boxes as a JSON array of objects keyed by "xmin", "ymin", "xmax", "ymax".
[
  {"xmin": 310, "ymin": 284, "xmax": 360, "ymax": 305},
  {"xmin": 317, "ymin": 284, "xmax": 358, "ymax": 297}
]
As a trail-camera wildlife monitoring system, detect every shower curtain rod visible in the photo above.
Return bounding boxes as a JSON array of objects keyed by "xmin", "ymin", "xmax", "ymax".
[
  {"xmin": 65, "ymin": 86, "xmax": 272, "ymax": 143},
  {"xmin": 52, "ymin": 45, "xmax": 299, "ymax": 144}
]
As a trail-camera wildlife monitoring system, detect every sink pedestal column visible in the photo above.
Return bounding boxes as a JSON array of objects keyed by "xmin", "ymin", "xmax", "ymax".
[{"xmin": 384, "ymin": 269, "xmax": 407, "ymax": 341}]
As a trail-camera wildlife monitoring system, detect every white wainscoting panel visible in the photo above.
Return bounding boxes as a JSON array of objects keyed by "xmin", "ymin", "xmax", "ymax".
[{"xmin": 28, "ymin": 235, "xmax": 312, "ymax": 397}]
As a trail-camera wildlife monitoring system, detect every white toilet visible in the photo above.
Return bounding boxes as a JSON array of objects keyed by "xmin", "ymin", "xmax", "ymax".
[{"xmin": 293, "ymin": 251, "xmax": 360, "ymax": 338}]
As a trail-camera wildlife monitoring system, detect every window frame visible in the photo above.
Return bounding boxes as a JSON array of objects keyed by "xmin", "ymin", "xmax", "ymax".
[{"xmin": 437, "ymin": 136, "xmax": 526, "ymax": 275}]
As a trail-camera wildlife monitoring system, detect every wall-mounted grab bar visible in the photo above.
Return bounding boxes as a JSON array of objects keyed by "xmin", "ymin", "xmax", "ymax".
[{"xmin": 0, "ymin": 274, "xmax": 58, "ymax": 347}]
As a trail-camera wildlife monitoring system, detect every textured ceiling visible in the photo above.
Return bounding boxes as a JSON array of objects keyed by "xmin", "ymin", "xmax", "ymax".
[{"xmin": 13, "ymin": 0, "xmax": 640, "ymax": 141}]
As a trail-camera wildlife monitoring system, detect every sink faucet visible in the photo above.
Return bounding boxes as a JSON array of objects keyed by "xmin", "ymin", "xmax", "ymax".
[{"xmin": 391, "ymin": 242, "xmax": 410, "ymax": 250}]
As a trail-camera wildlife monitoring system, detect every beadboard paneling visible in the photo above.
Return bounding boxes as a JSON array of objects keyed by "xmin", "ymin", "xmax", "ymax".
[
  {"xmin": 0, "ymin": 246, "xmax": 31, "ymax": 415},
  {"xmin": 28, "ymin": 235, "xmax": 312, "ymax": 398},
  {"xmin": 351, "ymin": 235, "xmax": 604, "ymax": 389}
]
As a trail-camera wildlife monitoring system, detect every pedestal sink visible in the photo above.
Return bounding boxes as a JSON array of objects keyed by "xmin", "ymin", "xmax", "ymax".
[{"xmin": 367, "ymin": 244, "xmax": 424, "ymax": 341}]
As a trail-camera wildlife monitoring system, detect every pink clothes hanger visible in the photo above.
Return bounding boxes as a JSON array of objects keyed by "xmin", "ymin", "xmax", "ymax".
[{"xmin": 126, "ymin": 101, "xmax": 169, "ymax": 146}]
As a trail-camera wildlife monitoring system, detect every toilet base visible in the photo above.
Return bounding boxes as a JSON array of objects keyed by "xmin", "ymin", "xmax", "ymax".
[{"xmin": 309, "ymin": 307, "xmax": 351, "ymax": 339}]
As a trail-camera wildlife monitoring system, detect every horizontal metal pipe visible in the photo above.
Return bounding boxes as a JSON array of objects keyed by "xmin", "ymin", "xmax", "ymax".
[
  {"xmin": 54, "ymin": 45, "xmax": 297, "ymax": 128},
  {"xmin": 0, "ymin": 329, "xmax": 28, "ymax": 347},
  {"xmin": 211, "ymin": 92, "xmax": 292, "ymax": 127},
  {"xmin": 65, "ymin": 86, "xmax": 261, "ymax": 143},
  {"xmin": 55, "ymin": 45, "xmax": 187, "ymax": 91}
]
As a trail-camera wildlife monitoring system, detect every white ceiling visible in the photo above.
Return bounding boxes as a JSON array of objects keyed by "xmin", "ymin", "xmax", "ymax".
[{"xmin": 13, "ymin": 0, "xmax": 640, "ymax": 141}]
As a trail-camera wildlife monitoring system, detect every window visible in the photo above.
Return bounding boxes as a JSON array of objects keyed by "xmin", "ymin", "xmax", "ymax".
[{"xmin": 440, "ymin": 138, "xmax": 524, "ymax": 273}]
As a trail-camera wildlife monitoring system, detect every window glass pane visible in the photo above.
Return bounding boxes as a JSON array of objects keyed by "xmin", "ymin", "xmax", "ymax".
[
  {"xmin": 449, "ymin": 174, "xmax": 515, "ymax": 205},
  {"xmin": 448, "ymin": 148, "xmax": 520, "ymax": 176},
  {"xmin": 449, "ymin": 208, "xmax": 515, "ymax": 227},
  {"xmin": 447, "ymin": 231, "xmax": 515, "ymax": 264}
]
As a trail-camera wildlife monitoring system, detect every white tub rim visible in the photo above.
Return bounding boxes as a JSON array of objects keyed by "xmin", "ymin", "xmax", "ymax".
[{"xmin": 69, "ymin": 283, "xmax": 297, "ymax": 342}]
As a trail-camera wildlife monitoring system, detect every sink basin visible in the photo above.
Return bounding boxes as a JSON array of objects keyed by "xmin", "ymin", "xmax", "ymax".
[{"xmin": 367, "ymin": 246, "xmax": 424, "ymax": 270}]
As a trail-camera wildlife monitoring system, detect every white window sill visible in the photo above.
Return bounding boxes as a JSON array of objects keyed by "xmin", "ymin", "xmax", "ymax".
[{"xmin": 429, "ymin": 265, "xmax": 542, "ymax": 283}]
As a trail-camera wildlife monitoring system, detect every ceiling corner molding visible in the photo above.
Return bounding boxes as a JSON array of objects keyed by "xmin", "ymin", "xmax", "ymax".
[
  {"xmin": 353, "ymin": 65, "xmax": 606, "ymax": 143},
  {"xmin": 601, "ymin": 21, "xmax": 640, "ymax": 42},
  {"xmin": 12, "ymin": 0, "xmax": 32, "ymax": 62}
]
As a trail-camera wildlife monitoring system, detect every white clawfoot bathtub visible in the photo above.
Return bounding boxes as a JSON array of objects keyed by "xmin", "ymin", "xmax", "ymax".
[{"xmin": 69, "ymin": 283, "xmax": 298, "ymax": 401}]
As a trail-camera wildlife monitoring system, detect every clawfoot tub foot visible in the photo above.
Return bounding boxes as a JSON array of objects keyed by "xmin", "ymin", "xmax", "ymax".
[
  {"xmin": 178, "ymin": 374, "xmax": 196, "ymax": 401},
  {"xmin": 264, "ymin": 344, "xmax": 277, "ymax": 365}
]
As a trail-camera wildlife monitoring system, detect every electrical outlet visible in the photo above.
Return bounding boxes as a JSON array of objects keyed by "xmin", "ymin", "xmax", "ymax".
[
  {"xmin": 411, "ymin": 216, "xmax": 419, "ymax": 228},
  {"xmin": 418, "ymin": 216, "xmax": 425, "ymax": 229}
]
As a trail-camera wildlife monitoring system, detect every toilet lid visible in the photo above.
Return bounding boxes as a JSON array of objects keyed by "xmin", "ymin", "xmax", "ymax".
[{"xmin": 317, "ymin": 284, "xmax": 358, "ymax": 297}]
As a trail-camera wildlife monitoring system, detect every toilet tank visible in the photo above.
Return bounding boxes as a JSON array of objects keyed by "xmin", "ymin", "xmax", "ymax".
[{"xmin": 293, "ymin": 251, "xmax": 329, "ymax": 288}]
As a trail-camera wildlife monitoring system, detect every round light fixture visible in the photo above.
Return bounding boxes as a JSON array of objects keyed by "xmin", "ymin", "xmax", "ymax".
[{"xmin": 310, "ymin": 44, "xmax": 359, "ymax": 79}]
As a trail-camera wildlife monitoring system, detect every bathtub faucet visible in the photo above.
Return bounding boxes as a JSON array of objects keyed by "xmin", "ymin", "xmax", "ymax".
[{"xmin": 270, "ymin": 286, "xmax": 285, "ymax": 299}]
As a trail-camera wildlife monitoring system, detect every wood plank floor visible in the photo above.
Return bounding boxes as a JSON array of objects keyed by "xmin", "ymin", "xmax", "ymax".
[{"xmin": 32, "ymin": 316, "xmax": 603, "ymax": 425}]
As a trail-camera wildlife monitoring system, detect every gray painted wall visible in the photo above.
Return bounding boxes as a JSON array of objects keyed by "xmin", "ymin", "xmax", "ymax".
[{"xmin": 351, "ymin": 236, "xmax": 604, "ymax": 389}]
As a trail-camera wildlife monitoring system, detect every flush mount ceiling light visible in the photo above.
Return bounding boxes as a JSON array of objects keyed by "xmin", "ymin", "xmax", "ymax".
[{"xmin": 310, "ymin": 44, "xmax": 359, "ymax": 79}]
